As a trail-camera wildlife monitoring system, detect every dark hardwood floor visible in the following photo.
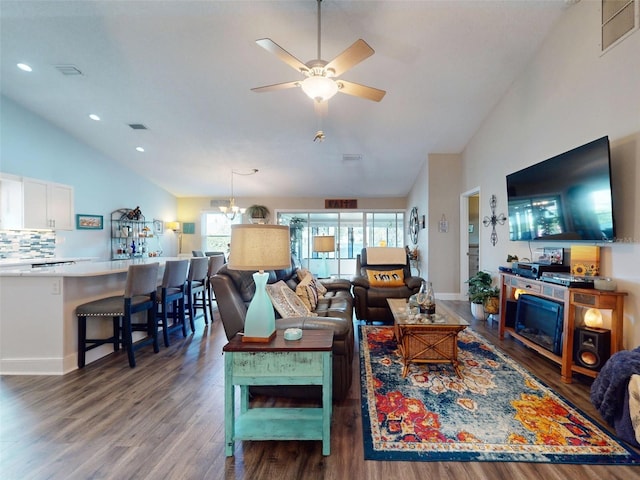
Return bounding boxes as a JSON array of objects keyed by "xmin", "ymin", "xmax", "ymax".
[{"xmin": 1, "ymin": 301, "xmax": 638, "ymax": 480}]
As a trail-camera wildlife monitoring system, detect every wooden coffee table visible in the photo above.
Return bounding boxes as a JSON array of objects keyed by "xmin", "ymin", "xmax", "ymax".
[{"xmin": 387, "ymin": 298, "xmax": 469, "ymax": 377}]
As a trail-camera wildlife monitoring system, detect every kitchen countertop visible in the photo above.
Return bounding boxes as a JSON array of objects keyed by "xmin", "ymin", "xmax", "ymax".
[
  {"xmin": 0, "ymin": 257, "xmax": 96, "ymax": 268},
  {"xmin": 0, "ymin": 257, "xmax": 180, "ymax": 277}
]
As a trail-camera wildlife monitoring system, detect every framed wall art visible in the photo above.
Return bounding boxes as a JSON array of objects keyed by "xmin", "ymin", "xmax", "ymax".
[{"xmin": 76, "ymin": 214, "xmax": 103, "ymax": 230}]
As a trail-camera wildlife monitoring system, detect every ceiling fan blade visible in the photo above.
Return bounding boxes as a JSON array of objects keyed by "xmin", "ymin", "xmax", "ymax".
[
  {"xmin": 337, "ymin": 80, "xmax": 386, "ymax": 102},
  {"xmin": 251, "ymin": 81, "xmax": 300, "ymax": 93},
  {"xmin": 324, "ymin": 39, "xmax": 374, "ymax": 77},
  {"xmin": 256, "ymin": 38, "xmax": 309, "ymax": 74}
]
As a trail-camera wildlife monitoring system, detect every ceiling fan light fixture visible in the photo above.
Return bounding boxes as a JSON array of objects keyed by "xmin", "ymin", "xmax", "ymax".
[{"xmin": 301, "ymin": 75, "xmax": 338, "ymax": 102}]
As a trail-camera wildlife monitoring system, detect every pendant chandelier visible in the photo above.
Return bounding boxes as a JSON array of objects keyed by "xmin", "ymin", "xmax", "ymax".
[{"xmin": 219, "ymin": 169, "xmax": 258, "ymax": 220}]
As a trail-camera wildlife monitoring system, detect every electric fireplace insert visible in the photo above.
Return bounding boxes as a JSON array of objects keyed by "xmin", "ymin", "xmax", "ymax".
[{"xmin": 515, "ymin": 294, "xmax": 564, "ymax": 355}]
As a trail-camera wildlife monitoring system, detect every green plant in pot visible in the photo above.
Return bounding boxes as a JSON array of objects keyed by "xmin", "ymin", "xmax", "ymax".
[
  {"xmin": 466, "ymin": 271, "xmax": 499, "ymax": 319},
  {"xmin": 245, "ymin": 204, "xmax": 270, "ymax": 224}
]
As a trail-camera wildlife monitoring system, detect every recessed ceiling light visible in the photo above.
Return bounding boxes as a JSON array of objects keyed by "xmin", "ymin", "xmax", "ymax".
[
  {"xmin": 89, "ymin": 114, "xmax": 101, "ymax": 121},
  {"xmin": 135, "ymin": 147, "xmax": 145, "ymax": 152},
  {"xmin": 17, "ymin": 63, "xmax": 32, "ymax": 72}
]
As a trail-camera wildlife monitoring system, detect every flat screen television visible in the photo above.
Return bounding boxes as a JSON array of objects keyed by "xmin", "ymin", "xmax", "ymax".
[{"xmin": 506, "ymin": 136, "xmax": 615, "ymax": 242}]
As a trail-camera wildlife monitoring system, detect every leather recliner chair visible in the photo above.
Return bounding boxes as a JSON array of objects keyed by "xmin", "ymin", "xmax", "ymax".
[
  {"xmin": 351, "ymin": 247, "xmax": 423, "ymax": 324},
  {"xmin": 211, "ymin": 258, "xmax": 354, "ymax": 400}
]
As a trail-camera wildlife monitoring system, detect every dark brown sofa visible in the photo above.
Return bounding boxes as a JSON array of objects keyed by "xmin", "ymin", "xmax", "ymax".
[
  {"xmin": 351, "ymin": 248, "xmax": 423, "ymax": 324},
  {"xmin": 211, "ymin": 257, "xmax": 354, "ymax": 400}
]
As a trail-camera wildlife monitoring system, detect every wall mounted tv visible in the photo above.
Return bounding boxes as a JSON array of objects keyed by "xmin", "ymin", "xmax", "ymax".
[{"xmin": 506, "ymin": 136, "xmax": 615, "ymax": 242}]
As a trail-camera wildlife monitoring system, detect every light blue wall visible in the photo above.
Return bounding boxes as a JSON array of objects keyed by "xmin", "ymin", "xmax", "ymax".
[{"xmin": 0, "ymin": 95, "xmax": 178, "ymax": 260}]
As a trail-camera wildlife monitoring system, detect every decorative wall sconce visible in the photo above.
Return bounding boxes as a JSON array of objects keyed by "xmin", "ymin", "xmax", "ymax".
[{"xmin": 483, "ymin": 194, "xmax": 506, "ymax": 246}]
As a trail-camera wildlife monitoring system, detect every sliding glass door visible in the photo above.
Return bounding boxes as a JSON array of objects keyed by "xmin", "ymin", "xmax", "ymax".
[{"xmin": 278, "ymin": 210, "xmax": 404, "ymax": 278}]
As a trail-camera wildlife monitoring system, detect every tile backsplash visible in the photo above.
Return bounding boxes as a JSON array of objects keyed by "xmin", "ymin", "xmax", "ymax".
[{"xmin": 0, "ymin": 230, "xmax": 56, "ymax": 259}]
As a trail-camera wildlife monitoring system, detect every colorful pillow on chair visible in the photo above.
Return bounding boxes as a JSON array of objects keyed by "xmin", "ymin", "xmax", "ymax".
[
  {"xmin": 366, "ymin": 268, "xmax": 405, "ymax": 287},
  {"xmin": 266, "ymin": 280, "xmax": 316, "ymax": 318}
]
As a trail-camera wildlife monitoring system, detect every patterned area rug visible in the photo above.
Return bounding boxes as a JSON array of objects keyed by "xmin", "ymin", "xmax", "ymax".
[{"xmin": 359, "ymin": 325, "xmax": 640, "ymax": 464}]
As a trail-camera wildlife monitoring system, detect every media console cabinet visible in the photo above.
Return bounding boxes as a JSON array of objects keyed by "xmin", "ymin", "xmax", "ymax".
[{"xmin": 499, "ymin": 273, "xmax": 627, "ymax": 384}]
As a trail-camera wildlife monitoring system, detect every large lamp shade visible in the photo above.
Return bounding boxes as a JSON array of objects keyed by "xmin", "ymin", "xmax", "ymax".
[
  {"xmin": 313, "ymin": 235, "xmax": 335, "ymax": 253},
  {"xmin": 313, "ymin": 235, "xmax": 335, "ymax": 278},
  {"xmin": 228, "ymin": 224, "xmax": 291, "ymax": 342}
]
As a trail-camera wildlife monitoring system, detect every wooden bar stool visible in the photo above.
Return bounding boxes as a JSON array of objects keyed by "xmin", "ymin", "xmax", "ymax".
[
  {"xmin": 156, "ymin": 259, "xmax": 189, "ymax": 347},
  {"xmin": 186, "ymin": 257, "xmax": 209, "ymax": 331},
  {"xmin": 76, "ymin": 262, "xmax": 160, "ymax": 368},
  {"xmin": 205, "ymin": 254, "xmax": 226, "ymax": 321}
]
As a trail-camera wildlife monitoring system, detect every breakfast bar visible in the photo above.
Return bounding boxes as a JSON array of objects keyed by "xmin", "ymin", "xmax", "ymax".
[{"xmin": 0, "ymin": 257, "xmax": 177, "ymax": 375}]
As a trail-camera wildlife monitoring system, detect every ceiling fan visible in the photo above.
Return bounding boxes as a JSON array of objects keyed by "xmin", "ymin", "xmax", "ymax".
[{"xmin": 251, "ymin": 0, "xmax": 386, "ymax": 104}]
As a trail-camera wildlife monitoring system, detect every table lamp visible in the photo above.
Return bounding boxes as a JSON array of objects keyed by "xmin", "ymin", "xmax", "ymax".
[
  {"xmin": 584, "ymin": 308, "xmax": 603, "ymax": 328},
  {"xmin": 228, "ymin": 224, "xmax": 291, "ymax": 342},
  {"xmin": 166, "ymin": 221, "xmax": 182, "ymax": 253},
  {"xmin": 313, "ymin": 235, "xmax": 335, "ymax": 279}
]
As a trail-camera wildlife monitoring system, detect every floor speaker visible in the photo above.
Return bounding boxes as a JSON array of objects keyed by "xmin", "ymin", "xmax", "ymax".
[{"xmin": 573, "ymin": 327, "xmax": 610, "ymax": 371}]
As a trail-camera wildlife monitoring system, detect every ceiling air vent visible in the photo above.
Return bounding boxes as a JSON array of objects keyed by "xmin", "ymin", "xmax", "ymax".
[
  {"xmin": 128, "ymin": 124, "xmax": 148, "ymax": 130},
  {"xmin": 342, "ymin": 154, "xmax": 363, "ymax": 163},
  {"xmin": 602, "ymin": 0, "xmax": 638, "ymax": 52},
  {"xmin": 54, "ymin": 65, "xmax": 83, "ymax": 76}
]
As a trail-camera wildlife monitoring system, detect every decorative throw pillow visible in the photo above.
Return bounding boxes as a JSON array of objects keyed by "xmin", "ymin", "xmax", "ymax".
[
  {"xmin": 366, "ymin": 268, "xmax": 405, "ymax": 287},
  {"xmin": 266, "ymin": 280, "xmax": 315, "ymax": 318},
  {"xmin": 295, "ymin": 272, "xmax": 319, "ymax": 311},
  {"xmin": 297, "ymin": 268, "xmax": 327, "ymax": 296}
]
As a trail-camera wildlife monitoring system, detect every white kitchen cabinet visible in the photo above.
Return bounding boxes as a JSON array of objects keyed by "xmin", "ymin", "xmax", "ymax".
[
  {"xmin": 0, "ymin": 174, "xmax": 24, "ymax": 229},
  {"xmin": 23, "ymin": 178, "xmax": 74, "ymax": 230}
]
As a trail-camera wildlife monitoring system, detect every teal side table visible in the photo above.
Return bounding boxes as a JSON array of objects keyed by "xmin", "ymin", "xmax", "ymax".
[{"xmin": 223, "ymin": 329, "xmax": 333, "ymax": 456}]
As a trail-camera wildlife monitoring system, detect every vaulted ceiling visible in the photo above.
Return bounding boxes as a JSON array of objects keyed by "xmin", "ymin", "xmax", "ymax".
[{"xmin": 0, "ymin": 1, "xmax": 570, "ymax": 198}]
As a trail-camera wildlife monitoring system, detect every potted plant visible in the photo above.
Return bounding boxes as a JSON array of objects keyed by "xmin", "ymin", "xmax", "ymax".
[
  {"xmin": 466, "ymin": 271, "xmax": 499, "ymax": 320},
  {"xmin": 245, "ymin": 204, "xmax": 270, "ymax": 224}
]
